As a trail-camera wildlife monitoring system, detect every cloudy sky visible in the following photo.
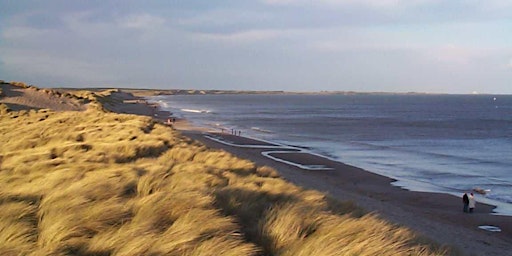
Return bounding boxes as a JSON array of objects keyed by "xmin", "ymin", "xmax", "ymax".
[{"xmin": 1, "ymin": 0, "xmax": 511, "ymax": 93}]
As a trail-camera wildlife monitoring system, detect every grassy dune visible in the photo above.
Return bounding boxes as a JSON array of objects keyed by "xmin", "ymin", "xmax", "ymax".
[{"xmin": 0, "ymin": 89, "xmax": 449, "ymax": 255}]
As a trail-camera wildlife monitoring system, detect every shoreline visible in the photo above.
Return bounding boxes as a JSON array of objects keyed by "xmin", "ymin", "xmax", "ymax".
[
  {"xmin": 146, "ymin": 96, "xmax": 511, "ymax": 217},
  {"xmin": 174, "ymin": 117, "xmax": 512, "ymax": 216},
  {"xmin": 147, "ymin": 94, "xmax": 512, "ymax": 216},
  {"xmin": 193, "ymin": 131, "xmax": 511, "ymax": 213},
  {"xmin": 144, "ymin": 97, "xmax": 512, "ymax": 216},
  {"xmin": 182, "ymin": 130, "xmax": 512, "ymax": 254},
  {"xmin": 147, "ymin": 100, "xmax": 512, "ymax": 255}
]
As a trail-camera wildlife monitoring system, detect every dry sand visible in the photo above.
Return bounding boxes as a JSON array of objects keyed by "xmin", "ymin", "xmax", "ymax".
[{"xmin": 0, "ymin": 83, "xmax": 85, "ymax": 111}]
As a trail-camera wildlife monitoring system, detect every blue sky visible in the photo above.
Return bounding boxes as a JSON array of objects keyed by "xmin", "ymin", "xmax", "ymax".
[{"xmin": 1, "ymin": 0, "xmax": 511, "ymax": 93}]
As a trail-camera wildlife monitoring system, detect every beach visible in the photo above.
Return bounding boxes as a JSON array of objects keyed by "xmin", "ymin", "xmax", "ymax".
[
  {"xmin": 2, "ymin": 84, "xmax": 511, "ymax": 255},
  {"xmin": 168, "ymin": 113, "xmax": 512, "ymax": 255}
]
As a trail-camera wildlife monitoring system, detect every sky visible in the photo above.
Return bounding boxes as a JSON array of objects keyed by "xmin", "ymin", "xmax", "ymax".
[{"xmin": 0, "ymin": 0, "xmax": 511, "ymax": 94}]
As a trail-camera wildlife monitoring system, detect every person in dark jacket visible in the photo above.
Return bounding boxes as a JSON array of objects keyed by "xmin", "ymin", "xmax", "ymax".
[{"xmin": 462, "ymin": 193, "xmax": 469, "ymax": 213}]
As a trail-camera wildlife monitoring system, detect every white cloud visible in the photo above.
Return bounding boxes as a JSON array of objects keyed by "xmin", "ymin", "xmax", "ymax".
[
  {"xmin": 60, "ymin": 11, "xmax": 116, "ymax": 36},
  {"xmin": 0, "ymin": 48, "xmax": 117, "ymax": 84},
  {"xmin": 194, "ymin": 29, "xmax": 281, "ymax": 43},
  {"xmin": 311, "ymin": 40, "xmax": 413, "ymax": 52},
  {"xmin": 428, "ymin": 45, "xmax": 476, "ymax": 65},
  {"xmin": 307, "ymin": 26, "xmax": 425, "ymax": 53},
  {"xmin": 310, "ymin": 33, "xmax": 421, "ymax": 53},
  {"xmin": 176, "ymin": 9, "xmax": 265, "ymax": 28},
  {"xmin": 118, "ymin": 14, "xmax": 165, "ymax": 30},
  {"xmin": 262, "ymin": 0, "xmax": 437, "ymax": 8},
  {"xmin": 57, "ymin": 12, "xmax": 166, "ymax": 37},
  {"xmin": 425, "ymin": 45, "xmax": 495, "ymax": 67},
  {"xmin": 55, "ymin": 11, "xmax": 170, "ymax": 44},
  {"xmin": 479, "ymin": 0, "xmax": 512, "ymax": 10},
  {"xmin": 2, "ymin": 26, "xmax": 54, "ymax": 39}
]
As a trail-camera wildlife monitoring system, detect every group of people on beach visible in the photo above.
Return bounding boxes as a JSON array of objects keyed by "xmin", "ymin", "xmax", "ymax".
[
  {"xmin": 462, "ymin": 192, "xmax": 476, "ymax": 213},
  {"xmin": 220, "ymin": 128, "xmax": 242, "ymax": 136},
  {"xmin": 166, "ymin": 118, "xmax": 176, "ymax": 125}
]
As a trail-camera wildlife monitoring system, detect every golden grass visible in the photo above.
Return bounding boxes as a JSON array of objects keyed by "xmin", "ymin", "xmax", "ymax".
[{"xmin": 0, "ymin": 88, "xmax": 452, "ymax": 255}]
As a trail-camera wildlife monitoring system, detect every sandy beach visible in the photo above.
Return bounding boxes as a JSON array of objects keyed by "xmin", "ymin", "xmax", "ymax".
[
  {"xmin": 2, "ymin": 84, "xmax": 511, "ymax": 255},
  {"xmin": 169, "ymin": 118, "xmax": 512, "ymax": 255}
]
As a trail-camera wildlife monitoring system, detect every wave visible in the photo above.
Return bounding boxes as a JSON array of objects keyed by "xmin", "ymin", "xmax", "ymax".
[
  {"xmin": 251, "ymin": 127, "xmax": 274, "ymax": 134},
  {"xmin": 156, "ymin": 100, "xmax": 170, "ymax": 108},
  {"xmin": 347, "ymin": 141, "xmax": 512, "ymax": 168},
  {"xmin": 487, "ymin": 194, "xmax": 512, "ymax": 204},
  {"xmin": 181, "ymin": 108, "xmax": 212, "ymax": 114},
  {"xmin": 206, "ymin": 122, "xmax": 232, "ymax": 132}
]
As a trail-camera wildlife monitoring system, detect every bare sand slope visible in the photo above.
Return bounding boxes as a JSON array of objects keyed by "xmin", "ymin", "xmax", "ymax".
[
  {"xmin": 0, "ymin": 83, "xmax": 85, "ymax": 111},
  {"xmin": 100, "ymin": 90, "xmax": 171, "ymax": 120}
]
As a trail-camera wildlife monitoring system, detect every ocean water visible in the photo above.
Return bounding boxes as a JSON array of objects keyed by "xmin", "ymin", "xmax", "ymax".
[{"xmin": 149, "ymin": 94, "xmax": 512, "ymax": 215}]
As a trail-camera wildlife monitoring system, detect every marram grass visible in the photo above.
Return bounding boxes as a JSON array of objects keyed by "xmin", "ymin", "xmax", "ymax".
[{"xmin": 0, "ymin": 91, "xmax": 451, "ymax": 255}]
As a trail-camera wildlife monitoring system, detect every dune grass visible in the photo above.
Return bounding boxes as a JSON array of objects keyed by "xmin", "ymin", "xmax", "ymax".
[{"xmin": 0, "ymin": 89, "xmax": 452, "ymax": 255}]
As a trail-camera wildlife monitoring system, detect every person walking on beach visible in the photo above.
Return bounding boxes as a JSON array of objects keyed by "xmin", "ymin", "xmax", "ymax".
[
  {"xmin": 468, "ymin": 193, "xmax": 476, "ymax": 213},
  {"xmin": 462, "ymin": 193, "xmax": 469, "ymax": 213}
]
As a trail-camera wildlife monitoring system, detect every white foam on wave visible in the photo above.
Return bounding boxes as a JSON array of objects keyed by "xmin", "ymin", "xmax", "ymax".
[
  {"xmin": 181, "ymin": 108, "xmax": 211, "ymax": 114},
  {"xmin": 157, "ymin": 100, "xmax": 170, "ymax": 108},
  {"xmin": 478, "ymin": 225, "xmax": 501, "ymax": 232},
  {"xmin": 486, "ymin": 193, "xmax": 512, "ymax": 204},
  {"xmin": 251, "ymin": 127, "xmax": 273, "ymax": 134}
]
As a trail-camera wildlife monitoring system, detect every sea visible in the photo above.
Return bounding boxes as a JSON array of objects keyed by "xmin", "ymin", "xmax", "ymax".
[{"xmin": 149, "ymin": 93, "xmax": 512, "ymax": 216}]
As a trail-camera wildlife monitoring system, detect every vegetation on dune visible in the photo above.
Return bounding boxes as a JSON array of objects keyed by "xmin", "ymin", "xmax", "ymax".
[{"xmin": 0, "ymin": 89, "xmax": 450, "ymax": 255}]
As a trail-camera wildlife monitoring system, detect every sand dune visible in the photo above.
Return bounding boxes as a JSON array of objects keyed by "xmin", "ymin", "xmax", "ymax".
[
  {"xmin": 0, "ymin": 82, "xmax": 86, "ymax": 111},
  {"xmin": 1, "ymin": 82, "xmax": 510, "ymax": 255}
]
